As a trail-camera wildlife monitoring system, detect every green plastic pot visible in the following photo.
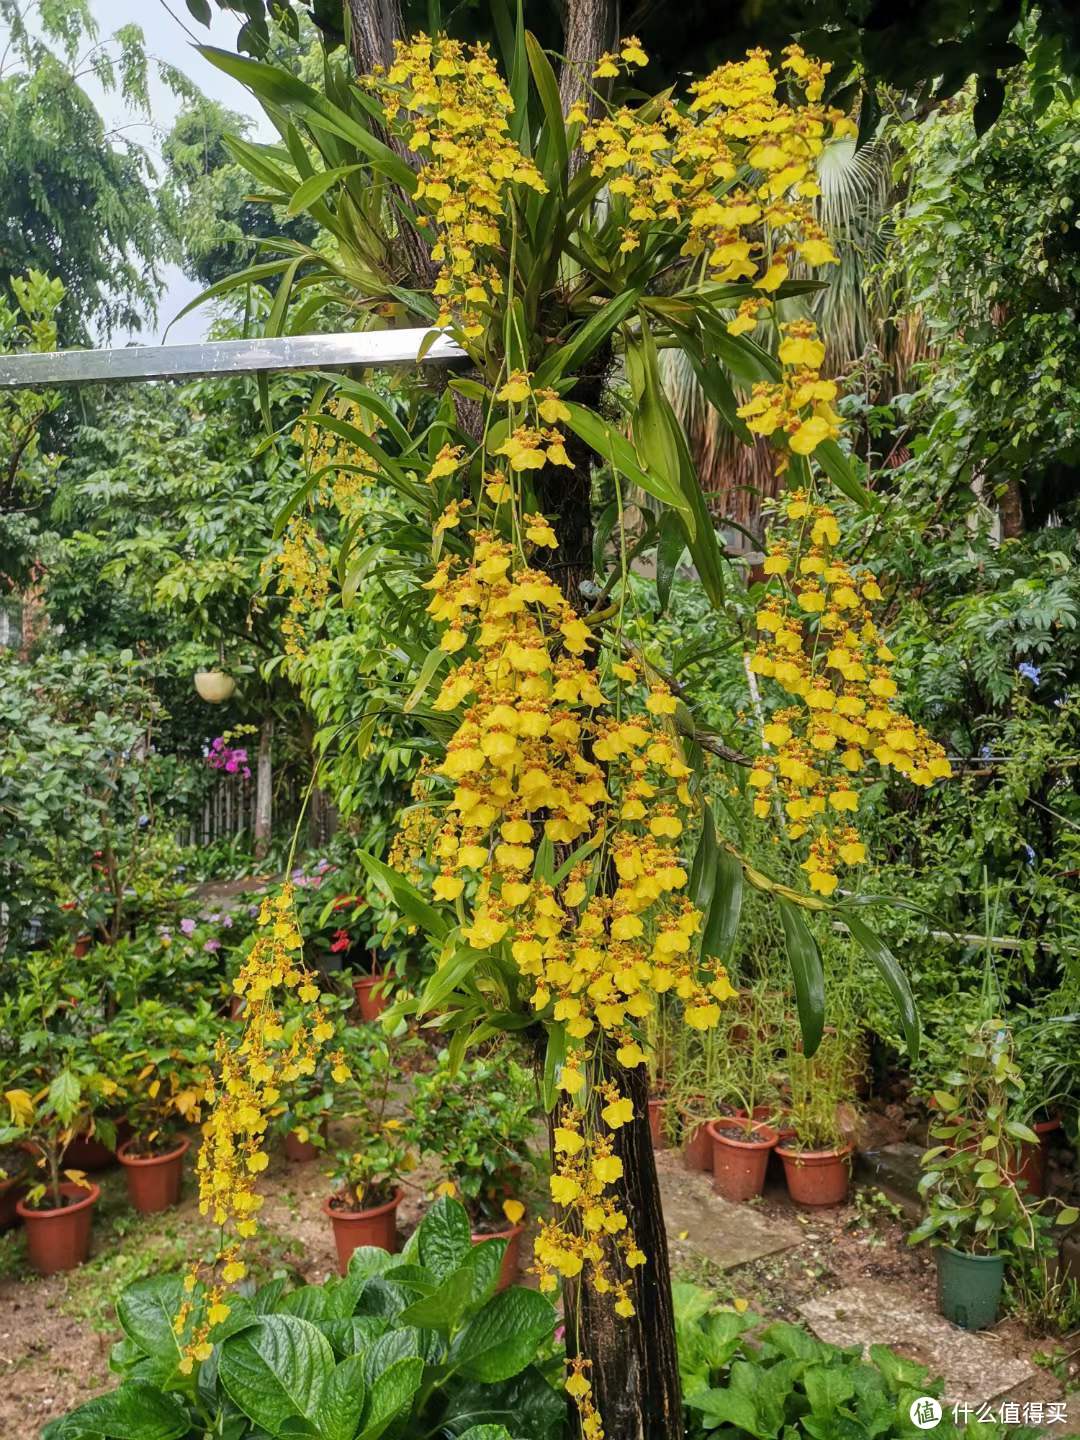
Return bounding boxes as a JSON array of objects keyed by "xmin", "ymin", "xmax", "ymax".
[{"xmin": 935, "ymin": 1245, "xmax": 1005, "ymax": 1331}]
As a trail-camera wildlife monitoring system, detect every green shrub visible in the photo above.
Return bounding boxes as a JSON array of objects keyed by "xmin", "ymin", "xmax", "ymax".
[{"xmin": 48, "ymin": 1196, "xmax": 564, "ymax": 1440}]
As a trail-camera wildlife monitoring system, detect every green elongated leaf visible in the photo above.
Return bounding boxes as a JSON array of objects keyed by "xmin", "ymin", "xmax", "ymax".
[
  {"xmin": 505, "ymin": 0, "xmax": 529, "ymax": 151},
  {"xmin": 416, "ymin": 946, "xmax": 482, "ymax": 1018},
  {"xmin": 541, "ymin": 1022, "xmax": 566, "ymax": 1113},
  {"xmin": 219, "ymin": 1315, "xmax": 334, "ymax": 1438},
  {"xmin": 689, "ymin": 805, "xmax": 719, "ymax": 918},
  {"xmin": 304, "ymin": 414, "xmax": 421, "ymax": 500},
  {"xmin": 52, "ymin": 1381, "xmax": 191, "ymax": 1440},
  {"xmin": 287, "ymin": 165, "xmax": 362, "ymax": 216},
  {"xmin": 535, "ymin": 287, "xmax": 642, "ymax": 386},
  {"xmin": 403, "ymin": 647, "xmax": 446, "ymax": 713},
  {"xmin": 417, "ymin": 1196, "xmax": 473, "ymax": 1280},
  {"xmin": 592, "ymin": 500, "xmax": 618, "ymax": 580},
  {"xmin": 702, "ymin": 850, "xmax": 743, "ymax": 961},
  {"xmin": 561, "ymin": 403, "xmax": 687, "ymax": 516},
  {"xmin": 449, "ymin": 1287, "xmax": 556, "ymax": 1383},
  {"xmin": 356, "ymin": 851, "xmax": 448, "ymax": 941},
  {"xmin": 841, "ymin": 912, "xmax": 919, "ymax": 1059},
  {"xmin": 315, "ymin": 1355, "xmax": 367, "ymax": 1440},
  {"xmin": 656, "ymin": 509, "xmax": 687, "ymax": 613},
  {"xmin": 198, "ymin": 48, "xmax": 416, "ymax": 192},
  {"xmin": 525, "ymin": 33, "xmax": 567, "ymax": 183},
  {"xmin": 777, "ymin": 898, "xmax": 824, "ymax": 1057},
  {"xmin": 222, "ymin": 133, "xmax": 298, "ymax": 193},
  {"xmin": 260, "ymin": 255, "xmax": 305, "ymax": 428},
  {"xmin": 815, "ymin": 439, "xmax": 873, "ymax": 510},
  {"xmin": 357, "ymin": 1356, "xmax": 423, "ymax": 1440},
  {"xmin": 164, "ymin": 258, "xmax": 294, "ymax": 335},
  {"xmin": 685, "ymin": 348, "xmax": 753, "ymax": 445}
]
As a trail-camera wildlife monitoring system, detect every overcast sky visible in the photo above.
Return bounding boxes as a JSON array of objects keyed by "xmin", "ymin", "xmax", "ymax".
[{"xmin": 82, "ymin": 0, "xmax": 272, "ymax": 344}]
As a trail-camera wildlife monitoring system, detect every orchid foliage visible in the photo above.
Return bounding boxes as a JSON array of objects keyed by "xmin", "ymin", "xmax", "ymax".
[{"xmin": 181, "ymin": 26, "xmax": 949, "ymax": 1433}]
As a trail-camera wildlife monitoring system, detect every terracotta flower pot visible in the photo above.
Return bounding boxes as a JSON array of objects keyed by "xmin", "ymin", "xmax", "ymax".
[
  {"xmin": 353, "ymin": 975, "xmax": 390, "ymax": 1022},
  {"xmin": 779, "ymin": 1142, "xmax": 853, "ymax": 1206},
  {"xmin": 17, "ymin": 1182, "xmax": 100, "ymax": 1274},
  {"xmin": 648, "ymin": 1098, "xmax": 668, "ymax": 1149},
  {"xmin": 65, "ymin": 1128, "xmax": 117, "ymax": 1172},
  {"xmin": 681, "ymin": 1116, "xmax": 713, "ymax": 1172},
  {"xmin": 1012, "ymin": 1117, "xmax": 1060, "ymax": 1199},
  {"xmin": 324, "ymin": 1187, "xmax": 402, "ymax": 1273},
  {"xmin": 471, "ymin": 1222, "xmax": 524, "ymax": 1292},
  {"xmin": 118, "ymin": 1136, "xmax": 190, "ymax": 1214},
  {"xmin": 285, "ymin": 1129, "xmax": 321, "ymax": 1163},
  {"xmin": 708, "ymin": 1121, "xmax": 778, "ymax": 1201},
  {"xmin": 0, "ymin": 1170, "xmax": 28, "ymax": 1230}
]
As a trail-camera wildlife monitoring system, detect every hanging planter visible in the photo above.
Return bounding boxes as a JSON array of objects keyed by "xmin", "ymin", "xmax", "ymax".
[
  {"xmin": 16, "ymin": 1183, "xmax": 100, "ymax": 1275},
  {"xmin": 194, "ymin": 669, "xmax": 236, "ymax": 703},
  {"xmin": 324, "ymin": 1187, "xmax": 403, "ymax": 1272},
  {"xmin": 117, "ymin": 1136, "xmax": 190, "ymax": 1214},
  {"xmin": 708, "ymin": 1120, "xmax": 778, "ymax": 1201},
  {"xmin": 936, "ymin": 1245, "xmax": 1005, "ymax": 1330}
]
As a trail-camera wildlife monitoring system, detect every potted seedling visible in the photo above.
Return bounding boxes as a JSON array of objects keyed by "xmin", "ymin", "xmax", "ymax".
[
  {"xmin": 704, "ymin": 993, "xmax": 784, "ymax": 1200},
  {"xmin": 909, "ymin": 1019, "xmax": 1078, "ymax": 1331},
  {"xmin": 777, "ymin": 1026, "xmax": 856, "ymax": 1206},
  {"xmin": 413, "ymin": 1048, "xmax": 537, "ymax": 1289},
  {"xmin": 3, "ymin": 1056, "xmax": 103, "ymax": 1274},
  {"xmin": 112, "ymin": 1002, "xmax": 212, "ymax": 1214},
  {"xmin": 323, "ymin": 1033, "xmax": 417, "ymax": 1269}
]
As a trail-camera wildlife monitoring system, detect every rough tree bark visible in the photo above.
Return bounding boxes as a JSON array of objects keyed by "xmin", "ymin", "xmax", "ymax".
[
  {"xmin": 559, "ymin": 0, "xmax": 620, "ymax": 120},
  {"xmin": 345, "ymin": 0, "xmax": 438, "ymax": 291},
  {"xmin": 254, "ymin": 717, "xmax": 273, "ymax": 861},
  {"xmin": 342, "ymin": 4, "xmax": 683, "ymax": 1433}
]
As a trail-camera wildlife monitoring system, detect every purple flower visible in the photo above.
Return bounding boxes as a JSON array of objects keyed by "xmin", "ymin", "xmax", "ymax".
[
  {"xmin": 221, "ymin": 914, "xmax": 233, "ymax": 929},
  {"xmin": 203, "ymin": 938, "xmax": 221, "ymax": 952},
  {"xmin": 979, "ymin": 743, "xmax": 994, "ymax": 761},
  {"xmin": 180, "ymin": 917, "xmax": 196, "ymax": 935},
  {"xmin": 1018, "ymin": 662, "xmax": 1041, "ymax": 684},
  {"xmin": 1023, "ymin": 844, "xmax": 1036, "ymax": 866}
]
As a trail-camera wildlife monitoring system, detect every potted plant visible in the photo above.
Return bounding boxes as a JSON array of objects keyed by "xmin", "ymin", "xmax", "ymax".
[
  {"xmin": 2, "ymin": 1060, "xmax": 102, "ymax": 1275},
  {"xmin": 413, "ymin": 1048, "xmax": 537, "ymax": 1289},
  {"xmin": 323, "ymin": 1033, "xmax": 417, "ymax": 1270},
  {"xmin": 777, "ymin": 1026, "xmax": 856, "ymax": 1206},
  {"xmin": 693, "ymin": 990, "xmax": 784, "ymax": 1198},
  {"xmin": 908, "ymin": 1019, "xmax": 1077, "ymax": 1331},
  {"xmin": 112, "ymin": 1002, "xmax": 212, "ymax": 1214},
  {"xmin": 0, "ymin": 1142, "xmax": 30, "ymax": 1228}
]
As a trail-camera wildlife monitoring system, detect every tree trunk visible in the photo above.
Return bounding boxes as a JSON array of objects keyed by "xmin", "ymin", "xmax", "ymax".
[
  {"xmin": 538, "ymin": 374, "xmax": 683, "ymax": 1438},
  {"xmin": 559, "ymin": 1054, "xmax": 682, "ymax": 1438},
  {"xmin": 345, "ymin": 0, "xmax": 438, "ymax": 291},
  {"xmin": 998, "ymin": 476, "xmax": 1025, "ymax": 539},
  {"xmin": 559, "ymin": 0, "xmax": 618, "ymax": 121},
  {"xmin": 254, "ymin": 718, "xmax": 273, "ymax": 861}
]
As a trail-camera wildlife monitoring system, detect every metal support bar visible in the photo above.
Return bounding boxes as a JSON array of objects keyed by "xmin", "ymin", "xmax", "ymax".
[{"xmin": 0, "ymin": 329, "xmax": 467, "ymax": 390}]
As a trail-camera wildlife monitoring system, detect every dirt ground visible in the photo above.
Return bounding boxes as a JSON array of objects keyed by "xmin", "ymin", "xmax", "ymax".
[{"xmin": 1, "ymin": 1138, "xmax": 1075, "ymax": 1436}]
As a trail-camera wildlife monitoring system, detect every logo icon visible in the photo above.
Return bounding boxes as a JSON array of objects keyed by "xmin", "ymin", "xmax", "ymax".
[{"xmin": 910, "ymin": 1398, "xmax": 942, "ymax": 1430}]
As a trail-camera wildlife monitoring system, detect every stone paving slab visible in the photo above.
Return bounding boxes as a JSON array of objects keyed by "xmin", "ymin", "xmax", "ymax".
[
  {"xmin": 658, "ymin": 1162, "xmax": 803, "ymax": 1271},
  {"xmin": 800, "ymin": 1280, "xmax": 1038, "ymax": 1406}
]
